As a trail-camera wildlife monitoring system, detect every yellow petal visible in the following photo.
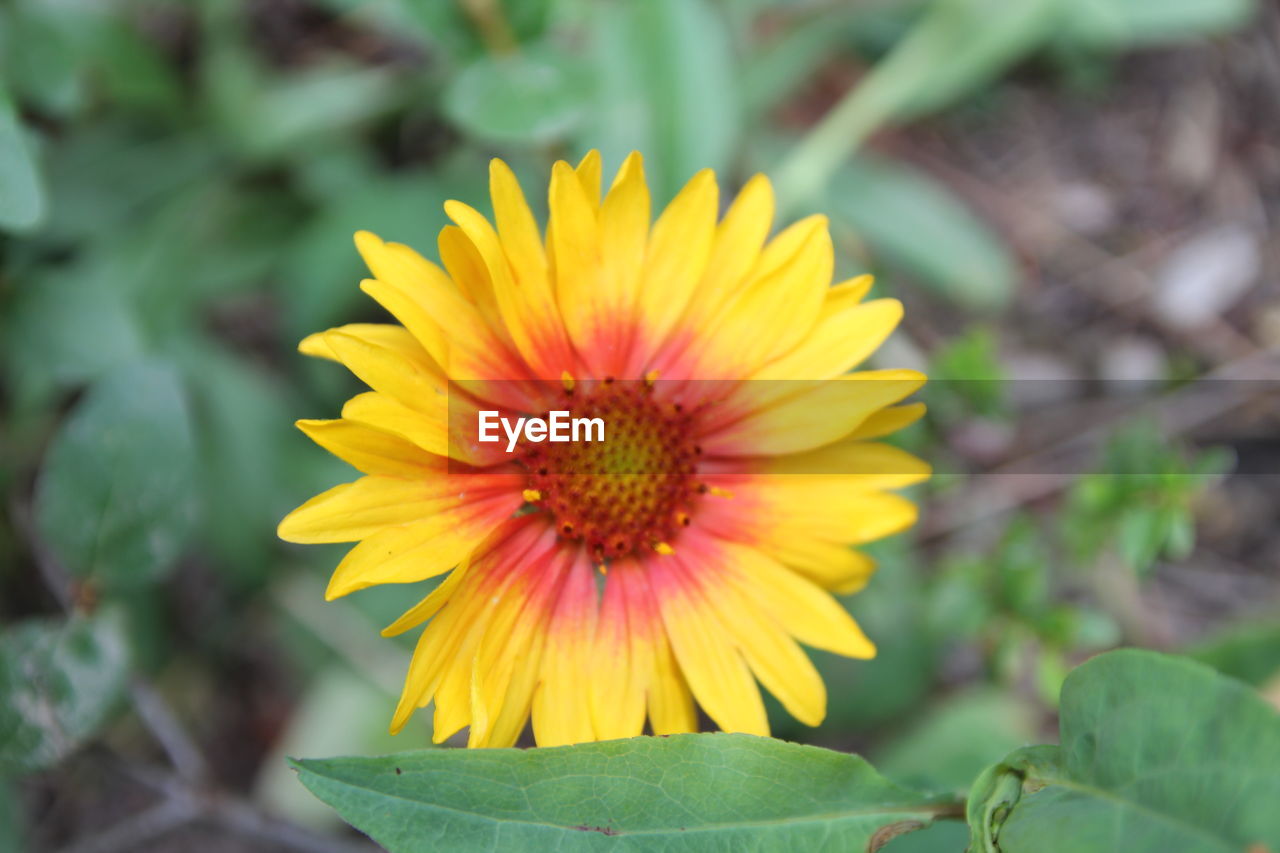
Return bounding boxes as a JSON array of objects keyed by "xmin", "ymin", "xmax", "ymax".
[
  {"xmin": 467, "ymin": 570, "xmax": 546, "ymax": 746},
  {"xmin": 531, "ymin": 555, "xmax": 598, "ymax": 746},
  {"xmin": 575, "ymin": 149, "xmax": 602, "ymax": 207},
  {"xmin": 381, "ymin": 565, "xmax": 467, "ymax": 637},
  {"xmin": 600, "ymin": 152, "xmax": 650, "ymax": 304},
  {"xmin": 325, "ymin": 517, "xmax": 490, "ymax": 600},
  {"xmin": 278, "ymin": 476, "xmax": 451, "ymax": 544},
  {"xmin": 726, "ymin": 544, "xmax": 875, "ymax": 658},
  {"xmin": 299, "ymin": 323, "xmax": 412, "ymax": 362},
  {"xmin": 588, "ymin": 561, "xmax": 648, "ymax": 740},
  {"xmin": 357, "ymin": 280, "xmax": 449, "ymax": 369},
  {"xmin": 435, "ymin": 222, "xmax": 490, "ymax": 303},
  {"xmin": 488, "ymin": 158, "xmax": 546, "ymax": 275},
  {"xmin": 355, "ymin": 231, "xmax": 476, "ymax": 335},
  {"xmin": 712, "ymin": 584, "xmax": 826, "ymax": 727},
  {"xmin": 646, "ymin": 626, "xmax": 697, "ymax": 735},
  {"xmin": 323, "ymin": 328, "xmax": 446, "ymax": 416},
  {"xmin": 756, "ymin": 442, "xmax": 931, "ymax": 490},
  {"xmin": 763, "ymin": 539, "xmax": 879, "ymax": 595},
  {"xmin": 340, "ymin": 392, "xmax": 449, "ymax": 458},
  {"xmin": 847, "ymin": 402, "xmax": 927, "ymax": 440},
  {"xmin": 389, "ymin": 534, "xmax": 538, "ymax": 733},
  {"xmin": 634, "ymin": 170, "xmax": 718, "ymax": 361},
  {"xmin": 295, "ymin": 418, "xmax": 441, "ymax": 477},
  {"xmin": 445, "ymin": 198, "xmax": 572, "ymax": 377},
  {"xmin": 356, "ymin": 230, "xmax": 514, "ymax": 380},
  {"xmin": 755, "ymin": 298, "xmax": 903, "ymax": 380},
  {"xmin": 474, "ymin": 599, "xmax": 551, "ymax": 747},
  {"xmin": 705, "ymin": 216, "xmax": 832, "ymax": 373},
  {"xmin": 768, "ymin": 486, "xmax": 919, "ymax": 543},
  {"xmin": 706, "ymin": 370, "xmax": 926, "ymax": 457},
  {"xmin": 652, "ymin": 557, "xmax": 768, "ymax": 735},
  {"xmin": 682, "ymin": 173, "xmax": 775, "ymax": 326},
  {"xmin": 829, "ymin": 274, "xmax": 875, "ymax": 305}
]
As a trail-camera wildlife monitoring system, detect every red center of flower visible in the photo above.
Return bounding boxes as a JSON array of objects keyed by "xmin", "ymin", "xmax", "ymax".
[{"xmin": 522, "ymin": 380, "xmax": 701, "ymax": 561}]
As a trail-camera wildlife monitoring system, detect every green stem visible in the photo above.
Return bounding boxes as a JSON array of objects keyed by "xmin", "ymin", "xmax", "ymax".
[
  {"xmin": 772, "ymin": 78, "xmax": 897, "ymax": 215},
  {"xmin": 460, "ymin": 0, "xmax": 519, "ymax": 56}
]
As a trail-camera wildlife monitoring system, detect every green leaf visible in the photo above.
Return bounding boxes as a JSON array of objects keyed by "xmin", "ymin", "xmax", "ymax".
[
  {"xmin": 1, "ymin": 261, "xmax": 144, "ymax": 410},
  {"xmin": 294, "ymin": 733, "xmax": 959, "ymax": 852},
  {"xmin": 0, "ymin": 84, "xmax": 45, "ymax": 232},
  {"xmin": 1116, "ymin": 506, "xmax": 1164, "ymax": 572},
  {"xmin": 579, "ymin": 0, "xmax": 741, "ymax": 205},
  {"xmin": 740, "ymin": 11, "xmax": 861, "ymax": 122},
  {"xmin": 90, "ymin": 18, "xmax": 184, "ymax": 115},
  {"xmin": 444, "ymin": 45, "xmax": 589, "ymax": 144},
  {"xmin": 202, "ymin": 22, "xmax": 402, "ymax": 163},
  {"xmin": 968, "ymin": 649, "xmax": 1280, "ymax": 852},
  {"xmin": 0, "ymin": 0, "xmax": 92, "ymax": 116},
  {"xmin": 827, "ymin": 155, "xmax": 1015, "ymax": 311},
  {"xmin": 881, "ymin": 0, "xmax": 1062, "ymax": 120},
  {"xmin": 877, "ymin": 819, "xmax": 970, "ymax": 852},
  {"xmin": 176, "ymin": 340, "xmax": 296, "ymax": 585},
  {"xmin": 35, "ymin": 362, "xmax": 199, "ymax": 590},
  {"xmin": 39, "ymin": 125, "xmax": 220, "ymax": 244},
  {"xmin": 1188, "ymin": 620, "xmax": 1280, "ymax": 687},
  {"xmin": 1059, "ymin": 0, "xmax": 1255, "ymax": 49},
  {"xmin": 0, "ymin": 611, "xmax": 130, "ymax": 773},
  {"xmin": 282, "ymin": 167, "xmax": 460, "ymax": 340}
]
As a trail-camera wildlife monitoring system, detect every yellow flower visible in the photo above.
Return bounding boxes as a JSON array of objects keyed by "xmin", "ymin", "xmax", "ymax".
[{"xmin": 278, "ymin": 151, "xmax": 929, "ymax": 747}]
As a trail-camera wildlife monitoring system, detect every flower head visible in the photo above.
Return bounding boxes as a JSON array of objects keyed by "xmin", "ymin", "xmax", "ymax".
[{"xmin": 278, "ymin": 151, "xmax": 929, "ymax": 747}]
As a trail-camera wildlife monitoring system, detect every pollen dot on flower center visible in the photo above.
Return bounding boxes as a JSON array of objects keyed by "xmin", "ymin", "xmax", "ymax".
[{"xmin": 521, "ymin": 381, "xmax": 700, "ymax": 561}]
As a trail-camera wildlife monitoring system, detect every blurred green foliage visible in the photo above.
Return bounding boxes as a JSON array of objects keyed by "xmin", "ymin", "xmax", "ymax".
[{"xmin": 0, "ymin": 0, "xmax": 1268, "ymax": 849}]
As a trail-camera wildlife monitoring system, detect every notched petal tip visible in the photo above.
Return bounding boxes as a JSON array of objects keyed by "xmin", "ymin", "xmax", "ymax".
[
  {"xmin": 297, "ymin": 331, "xmax": 336, "ymax": 360},
  {"xmin": 441, "ymin": 198, "xmax": 472, "ymax": 224}
]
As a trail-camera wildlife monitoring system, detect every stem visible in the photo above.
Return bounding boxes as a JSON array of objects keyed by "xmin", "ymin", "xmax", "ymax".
[
  {"xmin": 772, "ymin": 79, "xmax": 895, "ymax": 215},
  {"xmin": 54, "ymin": 798, "xmax": 198, "ymax": 853},
  {"xmin": 12, "ymin": 493, "xmax": 373, "ymax": 853},
  {"xmin": 459, "ymin": 0, "xmax": 519, "ymax": 56}
]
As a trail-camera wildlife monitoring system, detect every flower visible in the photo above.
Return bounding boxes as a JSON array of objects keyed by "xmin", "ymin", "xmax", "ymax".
[{"xmin": 278, "ymin": 151, "xmax": 929, "ymax": 747}]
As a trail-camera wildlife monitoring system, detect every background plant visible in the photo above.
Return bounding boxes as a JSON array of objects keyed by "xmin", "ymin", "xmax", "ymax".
[{"xmin": 2, "ymin": 0, "xmax": 1277, "ymax": 850}]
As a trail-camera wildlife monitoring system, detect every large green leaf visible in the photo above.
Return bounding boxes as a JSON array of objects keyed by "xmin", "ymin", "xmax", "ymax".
[
  {"xmin": 0, "ymin": 611, "xmax": 130, "ymax": 773},
  {"xmin": 578, "ymin": 0, "xmax": 741, "ymax": 205},
  {"xmin": 968, "ymin": 649, "xmax": 1280, "ymax": 852},
  {"xmin": 444, "ymin": 45, "xmax": 589, "ymax": 145},
  {"xmin": 294, "ymin": 733, "xmax": 959, "ymax": 852},
  {"xmin": 0, "ymin": 84, "xmax": 44, "ymax": 232},
  {"xmin": 827, "ymin": 155, "xmax": 1016, "ymax": 311},
  {"xmin": 35, "ymin": 362, "xmax": 199, "ymax": 590}
]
